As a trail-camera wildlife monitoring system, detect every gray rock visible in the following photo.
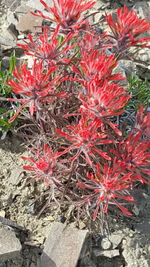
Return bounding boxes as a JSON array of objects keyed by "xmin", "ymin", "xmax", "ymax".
[
  {"xmin": 0, "ymin": 228, "xmax": 22, "ymax": 262},
  {"xmin": 15, "ymin": 5, "xmax": 33, "ymax": 15},
  {"xmin": 9, "ymin": 0, "xmax": 21, "ymax": 12},
  {"xmin": 9, "ymin": 167, "xmax": 24, "ymax": 185},
  {"xmin": 0, "ymin": 263, "xmax": 6, "ymax": 267},
  {"xmin": 7, "ymin": 23, "xmax": 19, "ymax": 40},
  {"xmin": 16, "ymin": 11, "xmax": 43, "ymax": 33},
  {"xmin": 109, "ymin": 234, "xmax": 123, "ymax": 249},
  {"xmin": 101, "ymin": 238, "xmax": 111, "ymax": 250},
  {"xmin": 133, "ymin": 2, "xmax": 150, "ymax": 21},
  {"xmin": 122, "ymin": 232, "xmax": 150, "ymax": 267},
  {"xmin": 0, "ymin": 35, "xmax": 16, "ymax": 47},
  {"xmin": 94, "ymin": 249, "xmax": 120, "ymax": 258},
  {"xmin": 7, "ymin": 11, "xmax": 18, "ymax": 26},
  {"xmin": 40, "ymin": 222, "xmax": 88, "ymax": 267},
  {"xmin": 134, "ymin": 219, "xmax": 150, "ymax": 235}
]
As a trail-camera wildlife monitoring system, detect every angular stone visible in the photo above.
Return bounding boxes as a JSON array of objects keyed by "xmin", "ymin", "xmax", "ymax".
[
  {"xmin": 7, "ymin": 23, "xmax": 19, "ymax": 40},
  {"xmin": 0, "ymin": 35, "xmax": 16, "ymax": 47},
  {"xmin": 16, "ymin": 11, "xmax": 43, "ymax": 33},
  {"xmin": 101, "ymin": 237, "xmax": 111, "ymax": 250},
  {"xmin": 40, "ymin": 222, "xmax": 88, "ymax": 267},
  {"xmin": 7, "ymin": 11, "xmax": 18, "ymax": 26},
  {"xmin": 133, "ymin": 2, "xmax": 150, "ymax": 21},
  {"xmin": 0, "ymin": 210, "xmax": 5, "ymax": 218},
  {"xmin": 10, "ymin": 0, "xmax": 21, "ymax": 12},
  {"xmin": 0, "ymin": 228, "xmax": 22, "ymax": 262},
  {"xmin": 109, "ymin": 234, "xmax": 123, "ymax": 249},
  {"xmin": 3, "ymin": 0, "xmax": 15, "ymax": 7},
  {"xmin": 9, "ymin": 167, "xmax": 24, "ymax": 185},
  {"xmin": 94, "ymin": 249, "xmax": 120, "ymax": 258},
  {"xmin": 15, "ymin": 5, "xmax": 33, "ymax": 14}
]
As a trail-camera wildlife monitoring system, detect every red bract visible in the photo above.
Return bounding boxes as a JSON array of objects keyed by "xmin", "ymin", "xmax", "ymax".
[
  {"xmin": 7, "ymin": 60, "xmax": 68, "ymax": 122},
  {"xmin": 106, "ymin": 5, "xmax": 150, "ymax": 56},
  {"xmin": 79, "ymin": 80, "xmax": 130, "ymax": 117},
  {"xmin": 112, "ymin": 132, "xmax": 150, "ymax": 183},
  {"xmin": 22, "ymin": 144, "xmax": 62, "ymax": 185},
  {"xmin": 56, "ymin": 116, "xmax": 113, "ymax": 165},
  {"xmin": 77, "ymin": 162, "xmax": 134, "ymax": 220},
  {"xmin": 134, "ymin": 104, "xmax": 150, "ymax": 138},
  {"xmin": 17, "ymin": 26, "xmax": 75, "ymax": 64},
  {"xmin": 32, "ymin": 0, "xmax": 95, "ymax": 33},
  {"xmin": 72, "ymin": 51, "xmax": 125, "ymax": 86}
]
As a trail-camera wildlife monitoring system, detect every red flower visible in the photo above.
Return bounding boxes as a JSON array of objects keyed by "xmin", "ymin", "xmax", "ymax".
[
  {"xmin": 7, "ymin": 60, "xmax": 68, "ymax": 122},
  {"xmin": 32, "ymin": 0, "xmax": 95, "ymax": 33},
  {"xmin": 134, "ymin": 104, "xmax": 150, "ymax": 138},
  {"xmin": 112, "ymin": 132, "xmax": 150, "ymax": 183},
  {"xmin": 79, "ymin": 80, "xmax": 130, "ymax": 117},
  {"xmin": 77, "ymin": 162, "xmax": 134, "ymax": 220},
  {"xmin": 22, "ymin": 144, "xmax": 62, "ymax": 185},
  {"xmin": 17, "ymin": 25, "xmax": 75, "ymax": 64},
  {"xmin": 72, "ymin": 51, "xmax": 125, "ymax": 87},
  {"xmin": 56, "ymin": 116, "xmax": 113, "ymax": 165},
  {"xmin": 106, "ymin": 5, "xmax": 150, "ymax": 56}
]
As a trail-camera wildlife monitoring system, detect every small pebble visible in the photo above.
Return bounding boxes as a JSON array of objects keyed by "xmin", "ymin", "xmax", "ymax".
[
  {"xmin": 0, "ymin": 210, "xmax": 5, "ymax": 217},
  {"xmin": 101, "ymin": 237, "xmax": 111, "ymax": 250}
]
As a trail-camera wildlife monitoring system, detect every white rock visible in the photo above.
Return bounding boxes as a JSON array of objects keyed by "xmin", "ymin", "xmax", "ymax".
[
  {"xmin": 0, "ymin": 228, "xmax": 22, "ymax": 262},
  {"xmin": 101, "ymin": 237, "xmax": 111, "ymax": 250}
]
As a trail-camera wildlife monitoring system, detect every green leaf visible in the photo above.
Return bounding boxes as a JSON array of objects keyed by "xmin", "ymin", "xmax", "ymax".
[
  {"xmin": 0, "ymin": 118, "xmax": 11, "ymax": 127},
  {"xmin": 9, "ymin": 50, "xmax": 16, "ymax": 74}
]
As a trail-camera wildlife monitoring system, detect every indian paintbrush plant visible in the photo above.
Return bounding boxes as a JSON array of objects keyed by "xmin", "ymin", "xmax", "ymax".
[{"xmin": 1, "ymin": 0, "xmax": 150, "ymax": 227}]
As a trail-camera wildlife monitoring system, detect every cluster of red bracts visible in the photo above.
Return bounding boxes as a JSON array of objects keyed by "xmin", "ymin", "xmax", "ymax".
[{"xmin": 4, "ymin": 0, "xmax": 150, "ymax": 220}]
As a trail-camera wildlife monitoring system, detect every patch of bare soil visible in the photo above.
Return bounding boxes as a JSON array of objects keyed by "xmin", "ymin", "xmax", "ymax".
[
  {"xmin": 0, "ymin": 136, "xmax": 61, "ymax": 267},
  {"xmin": 0, "ymin": 136, "xmax": 150, "ymax": 267}
]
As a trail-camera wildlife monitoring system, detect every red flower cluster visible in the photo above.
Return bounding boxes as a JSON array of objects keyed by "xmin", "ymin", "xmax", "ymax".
[
  {"xmin": 56, "ymin": 116, "xmax": 113, "ymax": 165},
  {"xmin": 17, "ymin": 25, "xmax": 75, "ymax": 65},
  {"xmin": 4, "ymin": 2, "xmax": 150, "ymax": 221},
  {"xmin": 7, "ymin": 60, "xmax": 68, "ymax": 122},
  {"xmin": 73, "ymin": 51, "xmax": 125, "ymax": 86},
  {"xmin": 134, "ymin": 104, "xmax": 150, "ymax": 138},
  {"xmin": 77, "ymin": 162, "xmax": 134, "ymax": 220},
  {"xmin": 32, "ymin": 0, "xmax": 95, "ymax": 32},
  {"xmin": 79, "ymin": 81, "xmax": 130, "ymax": 118},
  {"xmin": 22, "ymin": 144, "xmax": 62, "ymax": 185},
  {"xmin": 106, "ymin": 5, "xmax": 150, "ymax": 56},
  {"xmin": 112, "ymin": 132, "xmax": 150, "ymax": 183}
]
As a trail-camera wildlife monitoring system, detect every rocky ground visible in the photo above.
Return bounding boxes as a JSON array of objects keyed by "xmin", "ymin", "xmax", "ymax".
[{"xmin": 0, "ymin": 0, "xmax": 150, "ymax": 267}]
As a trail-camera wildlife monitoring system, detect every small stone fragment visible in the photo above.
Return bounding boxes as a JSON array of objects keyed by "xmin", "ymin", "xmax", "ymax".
[
  {"xmin": 0, "ymin": 210, "xmax": 5, "ymax": 218},
  {"xmin": 10, "ymin": 0, "xmax": 21, "ymax": 12},
  {"xmin": 94, "ymin": 249, "xmax": 120, "ymax": 258},
  {"xmin": 133, "ymin": 2, "xmax": 150, "ymax": 21},
  {"xmin": 15, "ymin": 5, "xmax": 33, "ymax": 15},
  {"xmin": 40, "ymin": 222, "xmax": 88, "ymax": 267},
  {"xmin": 7, "ymin": 23, "xmax": 19, "ymax": 40},
  {"xmin": 16, "ymin": 12, "xmax": 43, "ymax": 33},
  {"xmin": 0, "ymin": 228, "xmax": 22, "ymax": 262},
  {"xmin": 7, "ymin": 11, "xmax": 18, "ymax": 26},
  {"xmin": 9, "ymin": 167, "xmax": 24, "ymax": 185},
  {"xmin": 109, "ymin": 234, "xmax": 123, "ymax": 249},
  {"xmin": 101, "ymin": 237, "xmax": 111, "ymax": 250}
]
